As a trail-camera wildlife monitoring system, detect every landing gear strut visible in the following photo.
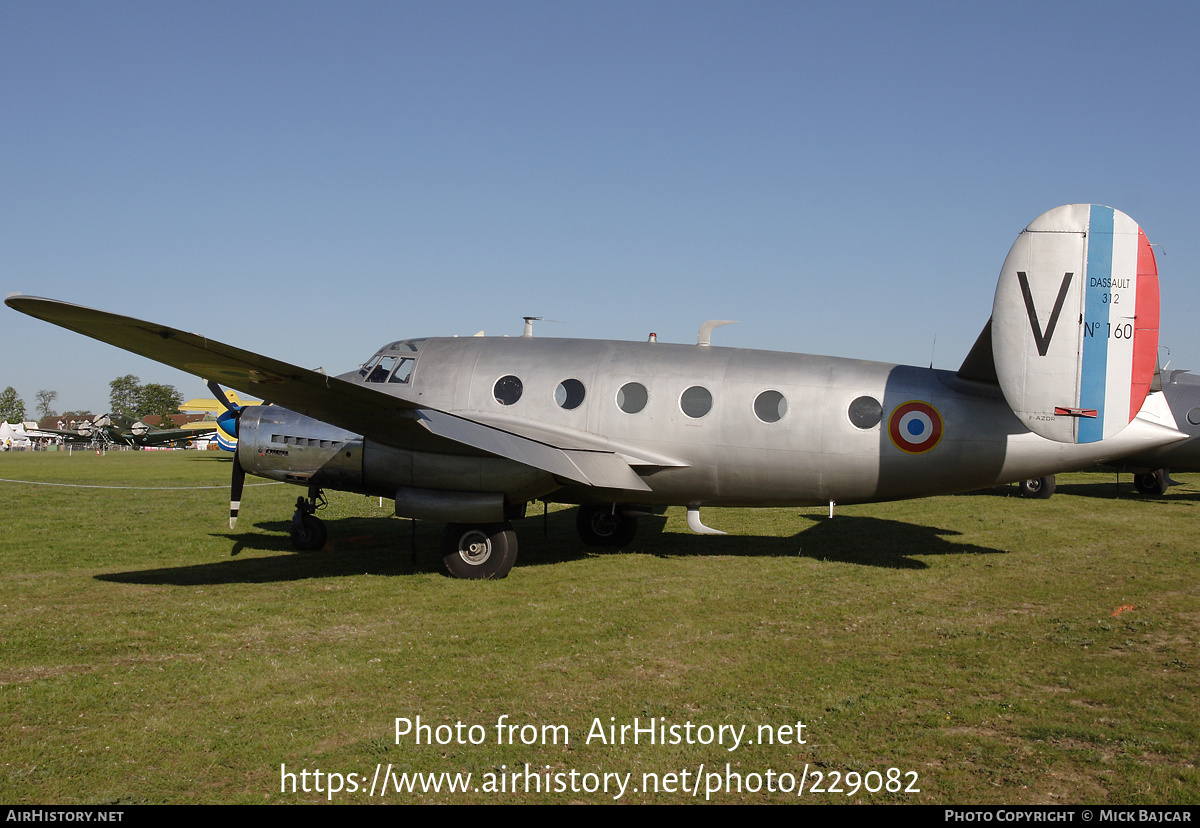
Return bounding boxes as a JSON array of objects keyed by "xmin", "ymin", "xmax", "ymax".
[{"xmin": 291, "ymin": 488, "xmax": 328, "ymax": 551}]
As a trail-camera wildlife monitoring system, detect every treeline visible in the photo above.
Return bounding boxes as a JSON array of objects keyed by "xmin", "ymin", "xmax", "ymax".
[{"xmin": 0, "ymin": 376, "xmax": 183, "ymax": 423}]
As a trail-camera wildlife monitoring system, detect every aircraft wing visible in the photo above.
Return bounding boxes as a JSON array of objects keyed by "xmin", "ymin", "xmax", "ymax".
[
  {"xmin": 5, "ymin": 295, "xmax": 661, "ymax": 491},
  {"xmin": 129, "ymin": 426, "xmax": 217, "ymax": 447},
  {"xmin": 19, "ymin": 426, "xmax": 91, "ymax": 443}
]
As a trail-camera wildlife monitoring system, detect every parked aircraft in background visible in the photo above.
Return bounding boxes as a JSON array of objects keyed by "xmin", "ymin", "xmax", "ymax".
[
  {"xmin": 1019, "ymin": 368, "xmax": 1200, "ymax": 498},
  {"xmin": 26, "ymin": 413, "xmax": 215, "ymax": 449},
  {"xmin": 7, "ymin": 205, "xmax": 1187, "ymax": 578},
  {"xmin": 90, "ymin": 413, "xmax": 216, "ymax": 449}
]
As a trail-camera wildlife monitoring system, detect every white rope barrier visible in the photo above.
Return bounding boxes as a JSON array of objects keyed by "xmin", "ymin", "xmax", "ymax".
[{"xmin": 0, "ymin": 478, "xmax": 283, "ymax": 491}]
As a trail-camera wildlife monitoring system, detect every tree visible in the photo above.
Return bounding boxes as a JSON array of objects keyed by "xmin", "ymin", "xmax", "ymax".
[
  {"xmin": 109, "ymin": 375, "xmax": 141, "ymax": 417},
  {"xmin": 136, "ymin": 383, "xmax": 184, "ymax": 422},
  {"xmin": 35, "ymin": 389, "xmax": 58, "ymax": 418},
  {"xmin": 0, "ymin": 387, "xmax": 26, "ymax": 423},
  {"xmin": 108, "ymin": 375, "xmax": 183, "ymax": 421}
]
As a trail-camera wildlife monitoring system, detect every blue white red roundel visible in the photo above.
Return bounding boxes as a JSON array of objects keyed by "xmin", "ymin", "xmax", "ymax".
[{"xmin": 888, "ymin": 401, "xmax": 944, "ymax": 454}]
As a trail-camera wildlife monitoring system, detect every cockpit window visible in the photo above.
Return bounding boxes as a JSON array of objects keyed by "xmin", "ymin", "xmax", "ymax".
[
  {"xmin": 388, "ymin": 358, "xmax": 415, "ymax": 384},
  {"xmin": 360, "ymin": 356, "xmax": 382, "ymax": 379},
  {"xmin": 364, "ymin": 356, "xmax": 398, "ymax": 383},
  {"xmin": 383, "ymin": 338, "xmax": 426, "ymax": 353},
  {"xmin": 361, "ymin": 340, "xmax": 425, "ymax": 381}
]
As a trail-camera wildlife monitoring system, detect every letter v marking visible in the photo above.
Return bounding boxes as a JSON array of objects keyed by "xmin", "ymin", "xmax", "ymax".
[{"xmin": 1017, "ymin": 271, "xmax": 1073, "ymax": 357}]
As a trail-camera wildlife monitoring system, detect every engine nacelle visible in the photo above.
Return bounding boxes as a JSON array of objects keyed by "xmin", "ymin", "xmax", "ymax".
[
  {"xmin": 238, "ymin": 405, "xmax": 366, "ymax": 491},
  {"xmin": 237, "ymin": 405, "xmax": 559, "ymax": 509}
]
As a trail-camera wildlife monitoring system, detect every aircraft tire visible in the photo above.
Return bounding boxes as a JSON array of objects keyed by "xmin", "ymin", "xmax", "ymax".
[
  {"xmin": 576, "ymin": 504, "xmax": 638, "ymax": 548},
  {"xmin": 442, "ymin": 522, "xmax": 518, "ymax": 580},
  {"xmin": 291, "ymin": 513, "xmax": 327, "ymax": 551},
  {"xmin": 1018, "ymin": 476, "xmax": 1056, "ymax": 499},
  {"xmin": 1134, "ymin": 470, "xmax": 1169, "ymax": 496}
]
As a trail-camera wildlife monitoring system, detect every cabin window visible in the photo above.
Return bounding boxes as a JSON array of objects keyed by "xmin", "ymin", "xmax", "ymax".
[
  {"xmin": 616, "ymin": 382, "xmax": 648, "ymax": 414},
  {"xmin": 555, "ymin": 379, "xmax": 586, "ymax": 410},
  {"xmin": 754, "ymin": 390, "xmax": 787, "ymax": 423},
  {"xmin": 494, "ymin": 375, "xmax": 523, "ymax": 406},
  {"xmin": 848, "ymin": 395, "xmax": 883, "ymax": 429},
  {"xmin": 388, "ymin": 358, "xmax": 415, "ymax": 384},
  {"xmin": 1188, "ymin": 407, "xmax": 1200, "ymax": 426},
  {"xmin": 680, "ymin": 386, "xmax": 712, "ymax": 419}
]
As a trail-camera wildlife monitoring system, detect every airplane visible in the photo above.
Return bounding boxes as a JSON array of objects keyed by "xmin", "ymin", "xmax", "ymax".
[
  {"xmin": 1018, "ymin": 367, "xmax": 1200, "ymax": 498},
  {"xmin": 29, "ymin": 413, "xmax": 215, "ymax": 449},
  {"xmin": 180, "ymin": 392, "xmax": 262, "ymax": 452},
  {"xmin": 6, "ymin": 204, "xmax": 1188, "ymax": 579},
  {"xmin": 90, "ymin": 413, "xmax": 217, "ymax": 449},
  {"xmin": 1118, "ymin": 368, "xmax": 1200, "ymax": 492}
]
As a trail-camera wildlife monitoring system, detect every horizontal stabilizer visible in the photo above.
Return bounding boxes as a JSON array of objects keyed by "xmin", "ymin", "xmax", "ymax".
[{"xmin": 991, "ymin": 204, "xmax": 1159, "ymax": 443}]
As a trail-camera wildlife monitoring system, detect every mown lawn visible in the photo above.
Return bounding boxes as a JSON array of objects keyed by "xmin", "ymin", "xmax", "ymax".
[{"xmin": 1, "ymin": 451, "xmax": 1196, "ymax": 803}]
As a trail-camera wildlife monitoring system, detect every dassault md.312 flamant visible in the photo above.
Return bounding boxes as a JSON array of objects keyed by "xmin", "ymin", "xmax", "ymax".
[{"xmin": 7, "ymin": 205, "xmax": 1187, "ymax": 579}]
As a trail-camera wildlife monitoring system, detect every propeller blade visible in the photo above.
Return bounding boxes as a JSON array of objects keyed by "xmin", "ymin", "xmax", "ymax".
[
  {"xmin": 230, "ymin": 450, "xmax": 245, "ymax": 530},
  {"xmin": 206, "ymin": 379, "xmax": 237, "ymax": 413}
]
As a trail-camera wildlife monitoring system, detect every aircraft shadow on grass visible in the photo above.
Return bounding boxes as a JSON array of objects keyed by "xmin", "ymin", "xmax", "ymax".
[
  {"xmin": 1051, "ymin": 480, "xmax": 1200, "ymax": 503},
  {"xmin": 95, "ymin": 510, "xmax": 1004, "ymax": 586},
  {"xmin": 975, "ymin": 480, "xmax": 1200, "ymax": 503}
]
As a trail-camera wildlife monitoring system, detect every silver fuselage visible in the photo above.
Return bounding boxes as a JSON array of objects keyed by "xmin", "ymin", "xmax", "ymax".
[{"xmin": 237, "ymin": 336, "xmax": 1181, "ymax": 509}]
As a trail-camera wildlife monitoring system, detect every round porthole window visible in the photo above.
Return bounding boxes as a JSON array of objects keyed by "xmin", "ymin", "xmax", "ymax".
[
  {"xmin": 754, "ymin": 390, "xmax": 787, "ymax": 423},
  {"xmin": 1187, "ymin": 407, "xmax": 1200, "ymax": 426},
  {"xmin": 493, "ymin": 375, "xmax": 523, "ymax": 406},
  {"xmin": 555, "ymin": 379, "xmax": 586, "ymax": 410},
  {"xmin": 680, "ymin": 386, "xmax": 712, "ymax": 419},
  {"xmin": 616, "ymin": 382, "xmax": 648, "ymax": 414},
  {"xmin": 848, "ymin": 395, "xmax": 883, "ymax": 429}
]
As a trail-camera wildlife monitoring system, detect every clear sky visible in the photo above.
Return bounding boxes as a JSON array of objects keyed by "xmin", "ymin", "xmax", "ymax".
[{"xmin": 3, "ymin": 1, "xmax": 1199, "ymax": 414}]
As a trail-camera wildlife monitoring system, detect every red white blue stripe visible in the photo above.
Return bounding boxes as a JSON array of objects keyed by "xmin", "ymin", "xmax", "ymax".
[{"xmin": 1077, "ymin": 205, "xmax": 1158, "ymax": 443}]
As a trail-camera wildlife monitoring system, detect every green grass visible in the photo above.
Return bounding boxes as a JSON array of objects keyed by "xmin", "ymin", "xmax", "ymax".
[{"xmin": 1, "ymin": 451, "xmax": 1196, "ymax": 803}]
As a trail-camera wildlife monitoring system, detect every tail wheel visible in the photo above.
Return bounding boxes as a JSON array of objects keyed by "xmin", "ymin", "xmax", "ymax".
[
  {"xmin": 1134, "ymin": 470, "xmax": 1169, "ymax": 496},
  {"xmin": 576, "ymin": 504, "xmax": 638, "ymax": 547},
  {"xmin": 442, "ymin": 522, "xmax": 518, "ymax": 579},
  {"xmin": 1018, "ymin": 476, "xmax": 1056, "ymax": 499}
]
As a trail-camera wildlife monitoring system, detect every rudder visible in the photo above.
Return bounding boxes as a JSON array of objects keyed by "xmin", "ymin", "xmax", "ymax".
[{"xmin": 991, "ymin": 204, "xmax": 1159, "ymax": 443}]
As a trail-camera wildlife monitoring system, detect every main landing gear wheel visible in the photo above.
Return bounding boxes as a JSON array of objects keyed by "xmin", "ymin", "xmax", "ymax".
[
  {"xmin": 291, "ymin": 513, "xmax": 327, "ymax": 551},
  {"xmin": 576, "ymin": 504, "xmax": 638, "ymax": 547},
  {"xmin": 1134, "ymin": 469, "xmax": 1169, "ymax": 496},
  {"xmin": 1018, "ymin": 476, "xmax": 1056, "ymax": 499},
  {"xmin": 442, "ymin": 522, "xmax": 518, "ymax": 580},
  {"xmin": 290, "ymin": 491, "xmax": 328, "ymax": 551}
]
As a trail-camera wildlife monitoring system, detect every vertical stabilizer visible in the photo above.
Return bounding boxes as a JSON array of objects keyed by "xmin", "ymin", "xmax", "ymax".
[{"xmin": 992, "ymin": 204, "xmax": 1159, "ymax": 443}]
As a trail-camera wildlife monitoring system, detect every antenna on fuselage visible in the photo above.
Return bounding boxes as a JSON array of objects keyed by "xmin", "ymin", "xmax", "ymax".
[
  {"xmin": 697, "ymin": 320, "xmax": 737, "ymax": 347},
  {"xmin": 521, "ymin": 316, "xmax": 564, "ymax": 337}
]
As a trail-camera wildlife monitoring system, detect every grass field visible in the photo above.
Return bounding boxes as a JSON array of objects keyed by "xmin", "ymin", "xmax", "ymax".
[{"xmin": 1, "ymin": 450, "xmax": 1196, "ymax": 804}]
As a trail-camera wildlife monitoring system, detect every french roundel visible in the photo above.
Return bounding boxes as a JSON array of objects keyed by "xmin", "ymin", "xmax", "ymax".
[{"xmin": 888, "ymin": 401, "xmax": 944, "ymax": 454}]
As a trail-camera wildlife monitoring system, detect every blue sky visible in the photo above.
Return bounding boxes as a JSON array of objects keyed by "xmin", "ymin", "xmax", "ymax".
[{"xmin": 4, "ymin": 2, "xmax": 1199, "ymax": 414}]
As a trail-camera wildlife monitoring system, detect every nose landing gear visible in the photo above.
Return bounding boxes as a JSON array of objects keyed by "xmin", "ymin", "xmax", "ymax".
[{"xmin": 291, "ymin": 489, "xmax": 328, "ymax": 551}]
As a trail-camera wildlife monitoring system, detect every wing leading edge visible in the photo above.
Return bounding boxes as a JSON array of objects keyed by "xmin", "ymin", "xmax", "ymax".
[{"xmin": 5, "ymin": 295, "xmax": 663, "ymax": 492}]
